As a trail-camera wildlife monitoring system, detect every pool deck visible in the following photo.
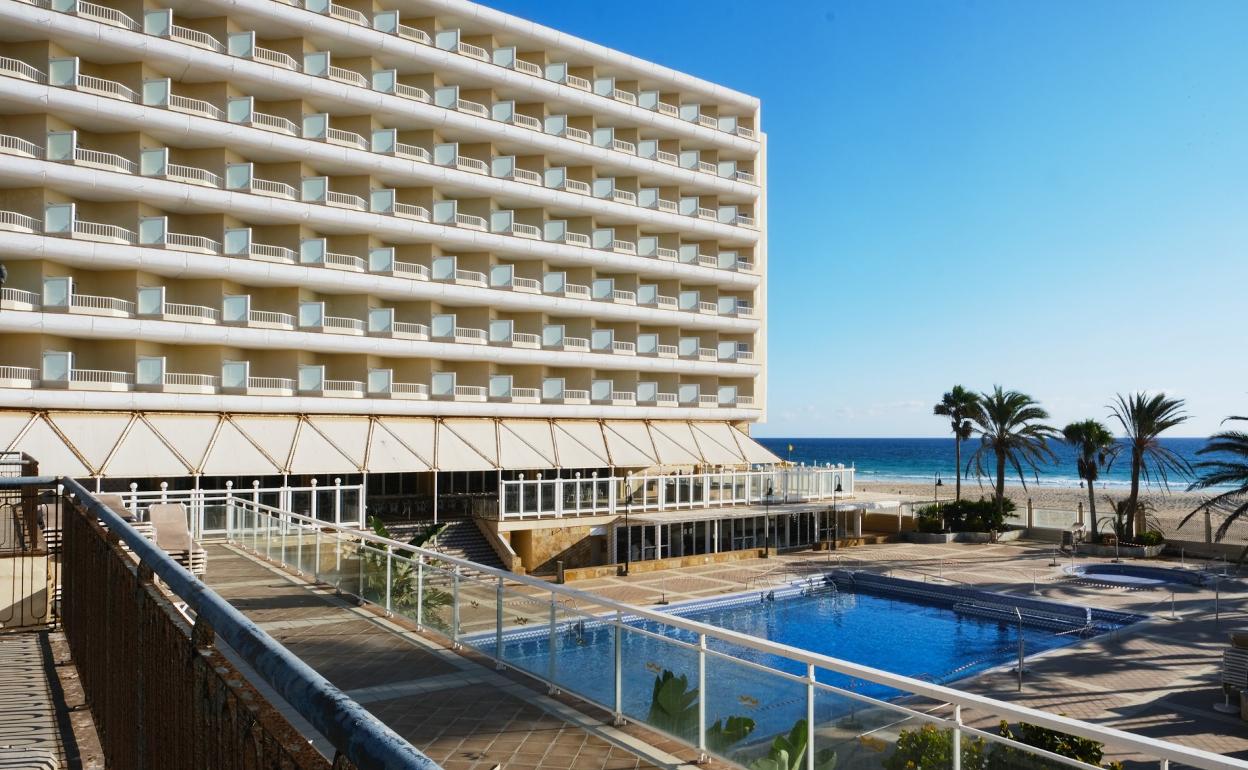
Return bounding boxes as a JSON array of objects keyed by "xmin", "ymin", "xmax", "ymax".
[{"xmin": 205, "ymin": 537, "xmax": 1246, "ymax": 766}]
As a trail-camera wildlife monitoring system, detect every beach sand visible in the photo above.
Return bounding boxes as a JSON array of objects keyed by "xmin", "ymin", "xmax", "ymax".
[{"xmin": 854, "ymin": 478, "xmax": 1236, "ymax": 542}]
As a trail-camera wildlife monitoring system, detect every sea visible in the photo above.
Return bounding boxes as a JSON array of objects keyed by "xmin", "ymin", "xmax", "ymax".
[{"xmin": 755, "ymin": 437, "xmax": 1224, "ymax": 491}]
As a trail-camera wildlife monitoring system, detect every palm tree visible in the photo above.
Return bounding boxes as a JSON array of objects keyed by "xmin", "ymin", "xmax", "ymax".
[
  {"xmin": 1180, "ymin": 416, "xmax": 1248, "ymax": 547},
  {"xmin": 1108, "ymin": 393, "xmax": 1191, "ymax": 539},
  {"xmin": 967, "ymin": 386, "xmax": 1059, "ymax": 519},
  {"xmin": 1061, "ymin": 420, "xmax": 1119, "ymax": 538},
  {"xmin": 933, "ymin": 386, "xmax": 982, "ymax": 500}
]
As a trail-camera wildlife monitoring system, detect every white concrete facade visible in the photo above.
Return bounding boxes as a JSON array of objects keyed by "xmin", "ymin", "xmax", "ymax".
[{"xmin": 0, "ymin": 0, "xmax": 766, "ymax": 462}]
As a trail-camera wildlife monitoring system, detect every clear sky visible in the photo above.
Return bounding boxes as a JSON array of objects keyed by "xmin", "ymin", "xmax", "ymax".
[{"xmin": 487, "ymin": 0, "xmax": 1248, "ymax": 438}]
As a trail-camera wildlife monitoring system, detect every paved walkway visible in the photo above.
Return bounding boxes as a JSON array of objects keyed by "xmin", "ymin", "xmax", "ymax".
[{"xmin": 203, "ymin": 543, "xmax": 712, "ymax": 770}]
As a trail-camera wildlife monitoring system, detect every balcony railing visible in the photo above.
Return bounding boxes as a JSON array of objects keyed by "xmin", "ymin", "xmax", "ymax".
[
  {"xmin": 698, "ymin": 394, "xmax": 719, "ymax": 406},
  {"xmin": 70, "ymin": 293, "xmax": 135, "ymax": 314},
  {"xmin": 246, "ymin": 376, "xmax": 295, "ymax": 391},
  {"xmin": 454, "ymin": 213, "xmax": 488, "ymax": 230},
  {"xmin": 324, "ymin": 127, "xmax": 368, "ymax": 150},
  {"xmin": 162, "ymin": 372, "xmax": 221, "ymax": 387},
  {"xmin": 454, "ymin": 98, "xmax": 489, "ymax": 118},
  {"xmin": 561, "ymin": 126, "xmax": 591, "ymax": 143},
  {"xmin": 561, "ymin": 389, "xmax": 589, "ymax": 401},
  {"xmin": 326, "ymin": 3, "xmax": 368, "ymax": 26},
  {"xmin": 391, "ymin": 382, "xmax": 429, "ymax": 397},
  {"xmin": 323, "ymin": 315, "xmax": 365, "ymax": 333},
  {"xmin": 452, "ymin": 268, "xmax": 487, "ymax": 285},
  {"xmin": 245, "ymin": 243, "xmax": 297, "ymax": 263},
  {"xmin": 562, "ymin": 336, "xmax": 590, "ymax": 351},
  {"xmin": 323, "ymin": 379, "xmax": 365, "ymax": 394},
  {"xmin": 510, "ymin": 332, "xmax": 541, "ymax": 346},
  {"xmin": 395, "ymin": 24, "xmax": 431, "ymax": 45},
  {"xmin": 249, "ymin": 177, "xmax": 298, "ymax": 199},
  {"xmin": 698, "ymin": 301, "xmax": 718, "ymax": 314},
  {"xmin": 165, "ymin": 162, "xmax": 221, "ymax": 188},
  {"xmin": 611, "ymin": 88, "xmax": 637, "ymax": 105},
  {"xmin": 608, "ymin": 240, "xmax": 637, "ymax": 255},
  {"xmin": 511, "ymin": 276, "xmax": 542, "ymax": 292},
  {"xmin": 327, "ymin": 65, "xmax": 368, "ymax": 88},
  {"xmin": 75, "ymin": 73, "xmax": 138, "ymax": 102},
  {"xmin": 0, "ymin": 56, "xmax": 46, "ymax": 83},
  {"xmin": 439, "ymin": 326, "xmax": 487, "ymax": 343},
  {"xmin": 564, "ymin": 74, "xmax": 591, "ymax": 91},
  {"xmin": 160, "ymin": 300, "xmax": 219, "ymax": 321},
  {"xmin": 654, "ymin": 247, "xmax": 678, "ymax": 261},
  {"xmin": 508, "ymin": 112, "xmax": 543, "ymax": 131},
  {"xmin": 610, "ymin": 289, "xmax": 637, "ymax": 303},
  {"xmin": 456, "ymin": 41, "xmax": 489, "ymax": 61},
  {"xmin": 70, "ymin": 368, "xmax": 134, "ymax": 386},
  {"xmin": 392, "ymin": 260, "xmax": 429, "ymax": 279},
  {"xmin": 507, "ymin": 167, "xmax": 543, "ymax": 185},
  {"xmin": 557, "ymin": 178, "xmax": 591, "ymax": 195},
  {"xmin": 610, "ymin": 189, "xmax": 637, "ymax": 205},
  {"xmin": 72, "ymin": 220, "xmax": 137, "ymax": 244},
  {"xmin": 0, "ymin": 211, "xmax": 41, "ymax": 233},
  {"xmin": 169, "ymin": 93, "xmax": 224, "ymax": 120},
  {"xmin": 169, "ymin": 24, "xmax": 225, "ymax": 53},
  {"xmin": 325, "ymin": 190, "xmax": 367, "ymax": 210},
  {"xmin": 251, "ymin": 111, "xmax": 299, "ymax": 135},
  {"xmin": 656, "ymin": 344, "xmax": 678, "ymax": 357},
  {"xmin": 0, "ymin": 133, "xmax": 42, "ymax": 158},
  {"xmin": 394, "ymin": 142, "xmax": 431, "ymax": 162},
  {"xmin": 512, "ymin": 58, "xmax": 543, "ymax": 77},
  {"xmin": 166, "ymin": 232, "xmax": 222, "ymax": 254},
  {"xmin": 610, "ymin": 138, "xmax": 636, "ymax": 154},
  {"xmin": 610, "ymin": 341, "xmax": 636, "ymax": 354},
  {"xmin": 249, "ymin": 309, "xmax": 295, "ymax": 327},
  {"xmin": 654, "ymin": 149, "xmax": 678, "ymax": 165},
  {"xmin": 563, "ymin": 283, "xmax": 591, "ymax": 299},
  {"xmin": 66, "ymin": 0, "xmax": 139, "ymax": 31},
  {"xmin": 325, "ymin": 251, "xmax": 365, "ymax": 270},
  {"xmin": 452, "ymin": 385, "xmax": 487, "ymax": 399},
  {"xmin": 391, "ymin": 321, "xmax": 429, "ymax": 337},
  {"xmin": 1, "ymin": 286, "xmax": 39, "ymax": 306},
  {"xmin": 392, "ymin": 202, "xmax": 430, "ymax": 221},
  {"xmin": 0, "ymin": 366, "xmax": 38, "ymax": 381},
  {"xmin": 394, "ymin": 83, "xmax": 430, "ymax": 103},
  {"xmin": 72, "ymin": 147, "xmax": 136, "ymax": 174},
  {"xmin": 252, "ymin": 46, "xmax": 299, "ymax": 71}
]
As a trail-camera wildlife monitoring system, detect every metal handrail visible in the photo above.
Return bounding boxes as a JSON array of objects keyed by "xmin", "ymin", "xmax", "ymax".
[{"xmin": 40, "ymin": 478, "xmax": 441, "ymax": 770}]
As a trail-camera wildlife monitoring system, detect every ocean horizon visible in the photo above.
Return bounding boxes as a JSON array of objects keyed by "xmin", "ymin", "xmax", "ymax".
[{"xmin": 755, "ymin": 437, "xmax": 1228, "ymax": 491}]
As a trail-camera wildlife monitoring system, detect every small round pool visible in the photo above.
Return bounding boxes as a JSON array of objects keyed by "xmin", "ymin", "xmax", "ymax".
[{"xmin": 1067, "ymin": 563, "xmax": 1209, "ymax": 587}]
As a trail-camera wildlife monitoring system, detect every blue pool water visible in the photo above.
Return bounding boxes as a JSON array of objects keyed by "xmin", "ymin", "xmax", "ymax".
[{"xmin": 484, "ymin": 586, "xmax": 1128, "ymax": 739}]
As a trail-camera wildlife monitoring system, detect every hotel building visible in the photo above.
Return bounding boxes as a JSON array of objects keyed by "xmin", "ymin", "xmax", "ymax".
[{"xmin": 0, "ymin": 0, "xmax": 851, "ymax": 574}]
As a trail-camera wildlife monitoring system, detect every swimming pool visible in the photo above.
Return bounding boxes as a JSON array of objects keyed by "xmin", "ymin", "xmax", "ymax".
[{"xmin": 479, "ymin": 574, "xmax": 1141, "ymax": 744}]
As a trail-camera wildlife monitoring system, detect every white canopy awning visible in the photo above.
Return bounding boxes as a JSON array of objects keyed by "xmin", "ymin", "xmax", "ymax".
[{"xmin": 3, "ymin": 410, "xmax": 784, "ymax": 479}]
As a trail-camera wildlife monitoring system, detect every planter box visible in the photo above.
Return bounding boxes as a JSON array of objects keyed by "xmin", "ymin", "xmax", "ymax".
[
  {"xmin": 1078, "ymin": 543, "xmax": 1164, "ymax": 559},
  {"xmin": 904, "ymin": 528, "xmax": 1023, "ymax": 544}
]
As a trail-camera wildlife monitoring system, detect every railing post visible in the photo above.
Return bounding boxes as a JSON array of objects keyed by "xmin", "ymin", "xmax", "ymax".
[
  {"xmin": 451, "ymin": 566, "xmax": 461, "ymax": 646},
  {"xmin": 314, "ymin": 527, "xmax": 322, "ymax": 581},
  {"xmin": 384, "ymin": 544, "xmax": 393, "ymax": 613},
  {"xmin": 311, "ymin": 477, "xmax": 319, "ymax": 520},
  {"xmin": 697, "ymin": 633, "xmax": 708, "ymax": 757},
  {"xmin": 613, "ymin": 610, "xmax": 623, "ymax": 724},
  {"xmin": 806, "ymin": 663, "xmax": 817, "ymax": 770},
  {"xmin": 160, "ymin": 480, "xmax": 168, "ymax": 504},
  {"xmin": 334, "ymin": 477, "xmax": 342, "ymax": 524},
  {"xmin": 952, "ymin": 704, "xmax": 962, "ymax": 770},
  {"xmin": 416, "ymin": 554, "xmax": 425, "ymax": 627},
  {"xmin": 495, "ymin": 575, "xmax": 505, "ymax": 668},
  {"xmin": 547, "ymin": 592, "xmax": 557, "ymax": 692},
  {"xmin": 554, "ymin": 476, "xmax": 564, "ymax": 518},
  {"xmin": 224, "ymin": 480, "xmax": 235, "ymax": 536}
]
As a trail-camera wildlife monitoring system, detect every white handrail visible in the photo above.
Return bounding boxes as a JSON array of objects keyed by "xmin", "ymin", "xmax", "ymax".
[
  {"xmin": 609, "ymin": 390, "xmax": 635, "ymax": 401},
  {"xmin": 326, "ymin": 3, "xmax": 368, "ymax": 26},
  {"xmin": 512, "ymin": 59, "xmax": 543, "ymax": 77},
  {"xmin": 324, "ymin": 127, "xmax": 368, "ymax": 150},
  {"xmin": 391, "ymin": 321, "xmax": 429, "ymax": 337},
  {"xmin": 75, "ymin": 73, "xmax": 137, "ymax": 102},
  {"xmin": 248, "ymin": 243, "xmax": 296, "ymax": 262},
  {"xmin": 166, "ymin": 233, "xmax": 222, "ymax": 253},
  {"xmin": 562, "ymin": 389, "xmax": 589, "ymax": 400},
  {"xmin": 454, "ymin": 213, "xmax": 488, "ymax": 230},
  {"xmin": 391, "ymin": 382, "xmax": 429, "ymax": 395},
  {"xmin": 509, "ymin": 112, "xmax": 542, "ymax": 131},
  {"xmin": 70, "ymin": 368, "xmax": 134, "ymax": 385},
  {"xmin": 0, "ymin": 366, "xmax": 39, "ymax": 380},
  {"xmin": 0, "ymin": 133, "xmax": 42, "ymax": 158},
  {"xmin": 563, "ymin": 283, "xmax": 591, "ymax": 299},
  {"xmin": 252, "ymin": 46, "xmax": 299, "ymax": 71},
  {"xmin": 454, "ymin": 156, "xmax": 489, "ymax": 174},
  {"xmin": 454, "ymin": 98, "xmax": 489, "ymax": 118},
  {"xmin": 395, "ymin": 24, "xmax": 431, "ymax": 45},
  {"xmin": 610, "ymin": 289, "xmax": 636, "ymax": 303},
  {"xmin": 610, "ymin": 138, "xmax": 636, "ymax": 154},
  {"xmin": 511, "ymin": 276, "xmax": 541, "ymax": 292},
  {"xmin": 393, "ymin": 142, "xmax": 431, "ymax": 162},
  {"xmin": 252, "ymin": 111, "xmax": 298, "ymax": 135},
  {"xmin": 73, "ymin": 147, "xmax": 136, "ymax": 173},
  {"xmin": 70, "ymin": 293, "xmax": 135, "ymax": 313},
  {"xmin": 563, "ymin": 232, "xmax": 591, "ymax": 247},
  {"xmin": 610, "ymin": 189, "xmax": 637, "ymax": 205},
  {"xmin": 505, "ymin": 167, "xmax": 543, "ymax": 185},
  {"xmin": 392, "ymin": 202, "xmax": 430, "ymax": 221},
  {"xmin": 562, "ymin": 336, "xmax": 589, "ymax": 350},
  {"xmin": 558, "ymin": 178, "xmax": 591, "ymax": 195},
  {"xmin": 1, "ymin": 288, "xmax": 40, "ymax": 306},
  {"xmin": 165, "ymin": 162, "xmax": 221, "ymax": 188},
  {"xmin": 323, "ymin": 379, "xmax": 365, "ymax": 393},
  {"xmin": 325, "ymin": 252, "xmax": 365, "ymax": 270},
  {"xmin": 561, "ymin": 126, "xmax": 590, "ymax": 143},
  {"xmin": 249, "ymin": 309, "xmax": 295, "ymax": 327},
  {"xmin": 0, "ymin": 56, "xmax": 46, "ymax": 83},
  {"xmin": 327, "ymin": 65, "xmax": 368, "ymax": 88},
  {"xmin": 0, "ymin": 211, "xmax": 40, "ymax": 233},
  {"xmin": 69, "ymin": 0, "xmax": 139, "ymax": 31},
  {"xmin": 325, "ymin": 190, "xmax": 367, "ymax": 210},
  {"xmin": 452, "ymin": 268, "xmax": 487, "ymax": 284},
  {"xmin": 610, "ymin": 341, "xmax": 636, "ymax": 354},
  {"xmin": 392, "ymin": 260, "xmax": 429, "ymax": 279},
  {"xmin": 169, "ymin": 93, "xmax": 224, "ymax": 120},
  {"xmin": 247, "ymin": 376, "xmax": 295, "ymax": 390},
  {"xmin": 510, "ymin": 387, "xmax": 541, "ymax": 399},
  {"xmin": 323, "ymin": 315, "xmax": 365, "ymax": 332},
  {"xmin": 250, "ymin": 177, "xmax": 298, "ymax": 198},
  {"xmin": 609, "ymin": 239, "xmax": 636, "ymax": 255},
  {"xmin": 73, "ymin": 220, "xmax": 136, "ymax": 244},
  {"xmin": 170, "ymin": 25, "xmax": 225, "ymax": 53},
  {"xmin": 564, "ymin": 74, "xmax": 591, "ymax": 91},
  {"xmin": 510, "ymin": 332, "xmax": 541, "ymax": 346},
  {"xmin": 453, "ymin": 384, "xmax": 487, "ymax": 397},
  {"xmin": 655, "ymin": 150, "xmax": 678, "ymax": 165},
  {"xmin": 163, "ymin": 372, "xmax": 221, "ymax": 387},
  {"xmin": 611, "ymin": 88, "xmax": 636, "ymax": 105},
  {"xmin": 393, "ymin": 82, "xmax": 430, "ymax": 103},
  {"xmin": 654, "ymin": 248, "xmax": 678, "ymax": 261},
  {"xmin": 456, "ymin": 41, "xmax": 489, "ymax": 61}
]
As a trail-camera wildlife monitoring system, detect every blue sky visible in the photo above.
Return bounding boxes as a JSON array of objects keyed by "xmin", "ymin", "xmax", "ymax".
[{"xmin": 489, "ymin": 0, "xmax": 1248, "ymax": 437}]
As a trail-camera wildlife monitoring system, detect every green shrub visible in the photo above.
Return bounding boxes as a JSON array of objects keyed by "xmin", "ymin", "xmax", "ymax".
[
  {"xmin": 646, "ymin": 670, "xmax": 755, "ymax": 752},
  {"xmin": 916, "ymin": 498, "xmax": 1014, "ymax": 533},
  {"xmin": 1135, "ymin": 530, "xmax": 1165, "ymax": 547},
  {"xmin": 883, "ymin": 724, "xmax": 984, "ymax": 770},
  {"xmin": 986, "ymin": 722, "xmax": 1123, "ymax": 769}
]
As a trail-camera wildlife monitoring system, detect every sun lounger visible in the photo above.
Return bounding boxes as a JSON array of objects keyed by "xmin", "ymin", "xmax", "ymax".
[
  {"xmin": 1216, "ymin": 648, "xmax": 1248, "ymax": 714},
  {"xmin": 148, "ymin": 503, "xmax": 207, "ymax": 576}
]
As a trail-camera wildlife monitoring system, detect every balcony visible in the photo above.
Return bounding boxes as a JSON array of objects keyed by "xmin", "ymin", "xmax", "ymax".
[
  {"xmin": 324, "ymin": 251, "xmax": 366, "ymax": 272},
  {"xmin": 562, "ymin": 283, "xmax": 592, "ymax": 300},
  {"xmin": 248, "ymin": 45, "xmax": 299, "ymax": 71},
  {"xmin": 0, "ymin": 133, "xmax": 43, "ymax": 159},
  {"xmin": 0, "ymin": 365, "xmax": 38, "ymax": 388},
  {"xmin": 168, "ymin": 24, "xmax": 225, "ymax": 53},
  {"xmin": 453, "ymin": 213, "xmax": 488, "ymax": 231},
  {"xmin": 605, "ymin": 239, "xmax": 637, "ymax": 255},
  {"xmin": 65, "ymin": 292, "xmax": 135, "ymax": 317},
  {"xmin": 387, "ymin": 382, "xmax": 430, "ymax": 400},
  {"xmin": 155, "ymin": 301, "xmax": 220, "ymax": 324},
  {"xmin": 309, "ymin": 379, "xmax": 365, "ymax": 398},
  {"xmin": 65, "ymin": 146, "xmax": 136, "ymax": 174},
  {"xmin": 547, "ymin": 389, "xmax": 590, "ymax": 405},
  {"xmin": 53, "ymin": 368, "xmax": 136, "ymax": 392},
  {"xmin": 140, "ymin": 372, "xmax": 221, "ymax": 394},
  {"xmin": 324, "ymin": 190, "xmax": 367, "ymax": 211},
  {"xmin": 164, "ymin": 162, "xmax": 222, "ymax": 188},
  {"xmin": 0, "ymin": 55, "xmax": 46, "ymax": 84},
  {"xmin": 392, "ymin": 202, "xmax": 431, "ymax": 222},
  {"xmin": 443, "ymin": 384, "xmax": 487, "ymax": 402},
  {"xmin": 495, "ymin": 221, "xmax": 542, "ymax": 240},
  {"xmin": 240, "ymin": 242, "xmax": 297, "ymax": 264},
  {"xmin": 493, "ymin": 387, "xmax": 541, "ymax": 404},
  {"xmin": 547, "ymin": 336, "xmax": 590, "ymax": 353},
  {"xmin": 322, "ymin": 316, "xmax": 366, "ymax": 336},
  {"xmin": 61, "ymin": 0, "xmax": 140, "ymax": 31},
  {"xmin": 247, "ymin": 177, "xmax": 299, "ymax": 200},
  {"xmin": 698, "ymin": 301, "xmax": 719, "ymax": 315},
  {"xmin": 698, "ymin": 394, "xmax": 719, "ymax": 407},
  {"xmin": 165, "ymin": 232, "xmax": 222, "ymax": 255},
  {"xmin": 698, "ymin": 346, "xmax": 718, "ymax": 361},
  {"xmin": 375, "ymin": 321, "xmax": 429, "ymax": 341},
  {"xmin": 496, "ymin": 331, "xmax": 541, "ymax": 350},
  {"xmin": 169, "ymin": 93, "xmax": 224, "ymax": 120},
  {"xmin": 443, "ymin": 268, "xmax": 487, "ymax": 288},
  {"xmin": 243, "ymin": 309, "xmax": 296, "ymax": 330},
  {"xmin": 0, "ymin": 288, "xmax": 40, "ymax": 311},
  {"xmin": 655, "ymin": 344, "xmax": 678, "ymax": 359},
  {"xmin": 232, "ymin": 376, "xmax": 296, "ymax": 396},
  {"xmin": 610, "ymin": 341, "xmax": 636, "ymax": 355},
  {"xmin": 73, "ymin": 73, "xmax": 138, "ymax": 103},
  {"xmin": 0, "ymin": 211, "xmax": 41, "ymax": 234},
  {"xmin": 505, "ymin": 276, "xmax": 543, "ymax": 294},
  {"xmin": 393, "ymin": 141, "xmax": 432, "ymax": 163},
  {"xmin": 453, "ymin": 98, "xmax": 490, "ymax": 119},
  {"xmin": 608, "ymin": 289, "xmax": 637, "ymax": 305},
  {"xmin": 434, "ymin": 326, "xmax": 488, "ymax": 345}
]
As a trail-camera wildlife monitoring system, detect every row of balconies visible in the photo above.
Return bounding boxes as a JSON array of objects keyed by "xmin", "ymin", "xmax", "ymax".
[
  {"xmin": 1, "ymin": 351, "xmax": 756, "ymax": 408},
  {"xmin": 0, "ymin": 127, "xmax": 756, "ymax": 247},
  {"xmin": 0, "ymin": 47, "xmax": 758, "ymax": 197},
  {"xmin": 27, "ymin": 1, "xmax": 757, "ymax": 145},
  {"xmin": 0, "ymin": 207, "xmax": 758, "ymax": 320},
  {"xmin": 1, "ymin": 279, "xmax": 756, "ymax": 363}
]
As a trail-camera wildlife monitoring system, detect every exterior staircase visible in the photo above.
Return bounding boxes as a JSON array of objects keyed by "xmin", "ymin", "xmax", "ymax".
[{"xmin": 427, "ymin": 519, "xmax": 505, "ymax": 571}]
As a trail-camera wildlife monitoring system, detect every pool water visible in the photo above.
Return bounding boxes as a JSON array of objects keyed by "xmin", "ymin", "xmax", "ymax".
[{"xmin": 489, "ymin": 586, "xmax": 1125, "ymax": 738}]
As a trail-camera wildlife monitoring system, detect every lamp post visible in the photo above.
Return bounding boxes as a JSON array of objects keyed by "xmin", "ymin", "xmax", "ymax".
[
  {"xmin": 763, "ymin": 483, "xmax": 774, "ymax": 558},
  {"xmin": 622, "ymin": 472, "xmax": 633, "ymax": 576},
  {"xmin": 831, "ymin": 480, "xmax": 843, "ymax": 550}
]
